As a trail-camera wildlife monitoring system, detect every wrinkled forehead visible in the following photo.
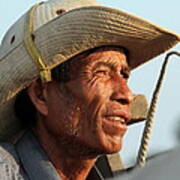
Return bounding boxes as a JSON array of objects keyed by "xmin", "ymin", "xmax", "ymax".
[
  {"xmin": 64, "ymin": 46, "xmax": 129, "ymax": 67},
  {"xmin": 51, "ymin": 46, "xmax": 129, "ymax": 81}
]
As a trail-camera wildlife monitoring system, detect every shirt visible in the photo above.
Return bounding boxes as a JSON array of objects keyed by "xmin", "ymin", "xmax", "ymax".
[{"xmin": 0, "ymin": 131, "xmax": 104, "ymax": 180}]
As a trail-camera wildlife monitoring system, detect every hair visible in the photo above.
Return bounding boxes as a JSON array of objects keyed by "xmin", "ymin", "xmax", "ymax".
[{"xmin": 14, "ymin": 45, "xmax": 129, "ymax": 128}]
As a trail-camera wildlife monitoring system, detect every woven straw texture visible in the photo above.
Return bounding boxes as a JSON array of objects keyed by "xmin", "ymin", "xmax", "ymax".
[{"xmin": 0, "ymin": 0, "xmax": 179, "ymax": 141}]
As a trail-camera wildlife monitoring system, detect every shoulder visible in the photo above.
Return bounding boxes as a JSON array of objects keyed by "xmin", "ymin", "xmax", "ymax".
[
  {"xmin": 0, "ymin": 143, "xmax": 23, "ymax": 179},
  {"xmin": 0, "ymin": 143, "xmax": 18, "ymax": 161}
]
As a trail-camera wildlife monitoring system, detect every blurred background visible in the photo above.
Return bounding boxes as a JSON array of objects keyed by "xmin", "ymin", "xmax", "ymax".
[{"xmin": 0, "ymin": 0, "xmax": 179, "ymax": 168}]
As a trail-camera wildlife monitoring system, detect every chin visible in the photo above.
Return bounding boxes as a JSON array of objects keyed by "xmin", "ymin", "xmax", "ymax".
[
  {"xmin": 105, "ymin": 143, "xmax": 122, "ymax": 154},
  {"xmin": 97, "ymin": 137, "xmax": 123, "ymax": 155}
]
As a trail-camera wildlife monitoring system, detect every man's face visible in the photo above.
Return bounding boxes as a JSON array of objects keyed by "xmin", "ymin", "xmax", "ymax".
[{"xmin": 42, "ymin": 48, "xmax": 133, "ymax": 157}]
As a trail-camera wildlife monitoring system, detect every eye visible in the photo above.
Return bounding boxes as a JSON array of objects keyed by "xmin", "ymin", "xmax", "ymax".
[{"xmin": 94, "ymin": 69, "xmax": 109, "ymax": 77}]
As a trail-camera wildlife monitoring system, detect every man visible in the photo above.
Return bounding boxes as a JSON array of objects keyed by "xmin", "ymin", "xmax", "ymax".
[{"xmin": 0, "ymin": 0, "xmax": 179, "ymax": 179}]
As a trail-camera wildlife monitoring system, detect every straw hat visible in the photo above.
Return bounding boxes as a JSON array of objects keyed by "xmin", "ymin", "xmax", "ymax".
[{"xmin": 0, "ymin": 0, "xmax": 179, "ymax": 141}]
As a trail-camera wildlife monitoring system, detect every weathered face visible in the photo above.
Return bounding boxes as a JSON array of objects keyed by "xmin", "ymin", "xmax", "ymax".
[{"xmin": 40, "ymin": 48, "xmax": 133, "ymax": 157}]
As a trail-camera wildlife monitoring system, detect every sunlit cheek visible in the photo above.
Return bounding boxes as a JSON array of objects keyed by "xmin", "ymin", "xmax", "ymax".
[{"xmin": 84, "ymin": 79, "xmax": 111, "ymax": 101}]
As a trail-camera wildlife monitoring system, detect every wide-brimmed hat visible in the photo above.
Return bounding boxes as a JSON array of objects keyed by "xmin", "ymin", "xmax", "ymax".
[{"xmin": 0, "ymin": 0, "xmax": 179, "ymax": 141}]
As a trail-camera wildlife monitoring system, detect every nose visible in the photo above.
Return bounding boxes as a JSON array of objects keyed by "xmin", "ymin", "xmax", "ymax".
[{"xmin": 110, "ymin": 78, "xmax": 134, "ymax": 105}]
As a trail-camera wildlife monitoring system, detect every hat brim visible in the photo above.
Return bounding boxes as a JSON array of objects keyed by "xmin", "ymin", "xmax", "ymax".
[{"xmin": 0, "ymin": 5, "xmax": 179, "ymax": 140}]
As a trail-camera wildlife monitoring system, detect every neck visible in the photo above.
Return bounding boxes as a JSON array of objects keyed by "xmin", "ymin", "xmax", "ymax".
[{"xmin": 34, "ymin": 123, "xmax": 97, "ymax": 180}]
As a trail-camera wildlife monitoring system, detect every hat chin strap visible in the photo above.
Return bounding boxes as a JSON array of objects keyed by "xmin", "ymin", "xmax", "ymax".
[
  {"xmin": 23, "ymin": 2, "xmax": 52, "ymax": 83},
  {"xmin": 137, "ymin": 51, "xmax": 180, "ymax": 167}
]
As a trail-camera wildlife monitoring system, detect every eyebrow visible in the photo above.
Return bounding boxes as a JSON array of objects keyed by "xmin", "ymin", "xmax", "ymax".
[
  {"xmin": 94, "ymin": 61, "xmax": 115, "ymax": 69},
  {"xmin": 94, "ymin": 61, "xmax": 130, "ymax": 73}
]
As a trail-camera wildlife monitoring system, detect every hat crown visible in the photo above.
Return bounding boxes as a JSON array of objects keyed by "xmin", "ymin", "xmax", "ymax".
[
  {"xmin": 46, "ymin": 0, "xmax": 99, "ymax": 11},
  {"xmin": 0, "ymin": 0, "xmax": 99, "ymax": 59}
]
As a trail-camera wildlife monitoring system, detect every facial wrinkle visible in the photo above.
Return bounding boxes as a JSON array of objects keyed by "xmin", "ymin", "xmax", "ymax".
[
  {"xmin": 86, "ymin": 96, "xmax": 104, "ymax": 128},
  {"xmin": 87, "ymin": 76, "xmax": 99, "ymax": 89}
]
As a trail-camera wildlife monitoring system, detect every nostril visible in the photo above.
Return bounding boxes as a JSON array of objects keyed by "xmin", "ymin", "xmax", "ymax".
[{"xmin": 117, "ymin": 98, "xmax": 129, "ymax": 105}]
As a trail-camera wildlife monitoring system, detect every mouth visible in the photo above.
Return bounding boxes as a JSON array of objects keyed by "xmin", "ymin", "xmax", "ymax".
[
  {"xmin": 105, "ymin": 116, "xmax": 126, "ymax": 124},
  {"xmin": 102, "ymin": 115, "xmax": 128, "ymax": 137}
]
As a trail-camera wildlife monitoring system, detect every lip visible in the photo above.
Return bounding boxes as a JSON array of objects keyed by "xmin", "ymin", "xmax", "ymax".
[
  {"xmin": 104, "ymin": 111, "xmax": 131, "ymax": 124},
  {"xmin": 102, "ymin": 115, "xmax": 128, "ymax": 137}
]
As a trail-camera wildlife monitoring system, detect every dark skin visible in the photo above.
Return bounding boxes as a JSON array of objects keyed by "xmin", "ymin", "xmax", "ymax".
[{"xmin": 28, "ymin": 47, "xmax": 134, "ymax": 180}]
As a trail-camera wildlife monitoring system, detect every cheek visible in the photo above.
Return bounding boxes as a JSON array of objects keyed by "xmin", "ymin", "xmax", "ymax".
[
  {"xmin": 81, "ymin": 78, "xmax": 113, "ymax": 104},
  {"xmin": 45, "ymin": 91, "xmax": 82, "ymax": 136},
  {"xmin": 72, "ymin": 80, "xmax": 114, "ymax": 130}
]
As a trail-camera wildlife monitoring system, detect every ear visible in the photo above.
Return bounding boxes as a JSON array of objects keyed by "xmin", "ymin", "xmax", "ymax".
[{"xmin": 27, "ymin": 80, "xmax": 48, "ymax": 116}]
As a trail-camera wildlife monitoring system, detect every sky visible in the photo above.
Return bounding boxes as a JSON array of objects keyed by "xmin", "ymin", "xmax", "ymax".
[{"xmin": 0, "ymin": 0, "xmax": 180, "ymax": 168}]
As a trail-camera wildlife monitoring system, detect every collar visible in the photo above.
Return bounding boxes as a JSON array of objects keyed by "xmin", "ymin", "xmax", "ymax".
[
  {"xmin": 15, "ymin": 131, "xmax": 60, "ymax": 180},
  {"xmin": 15, "ymin": 130, "xmax": 103, "ymax": 180}
]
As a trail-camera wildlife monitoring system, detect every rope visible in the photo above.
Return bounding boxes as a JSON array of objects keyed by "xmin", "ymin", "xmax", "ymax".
[{"xmin": 136, "ymin": 51, "xmax": 180, "ymax": 167}]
